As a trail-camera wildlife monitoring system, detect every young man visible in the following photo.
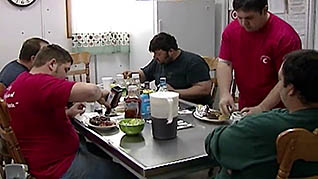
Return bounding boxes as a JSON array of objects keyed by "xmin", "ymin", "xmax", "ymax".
[
  {"xmin": 205, "ymin": 50, "xmax": 318, "ymax": 178},
  {"xmin": 0, "ymin": 37, "xmax": 49, "ymax": 87},
  {"xmin": 3, "ymin": 44, "xmax": 136, "ymax": 179},
  {"xmin": 124, "ymin": 32, "xmax": 212, "ymax": 106},
  {"xmin": 217, "ymin": 0, "xmax": 301, "ymax": 115}
]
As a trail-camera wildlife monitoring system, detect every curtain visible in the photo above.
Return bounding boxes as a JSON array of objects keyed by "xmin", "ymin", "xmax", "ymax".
[{"xmin": 72, "ymin": 32, "xmax": 130, "ymax": 54}]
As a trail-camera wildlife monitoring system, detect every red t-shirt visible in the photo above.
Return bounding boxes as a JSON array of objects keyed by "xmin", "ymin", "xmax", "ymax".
[
  {"xmin": 4, "ymin": 72, "xmax": 78, "ymax": 179},
  {"xmin": 219, "ymin": 13, "xmax": 301, "ymax": 109}
]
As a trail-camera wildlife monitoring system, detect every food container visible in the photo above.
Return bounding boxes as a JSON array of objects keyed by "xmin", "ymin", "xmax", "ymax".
[{"xmin": 119, "ymin": 118, "xmax": 145, "ymax": 135}]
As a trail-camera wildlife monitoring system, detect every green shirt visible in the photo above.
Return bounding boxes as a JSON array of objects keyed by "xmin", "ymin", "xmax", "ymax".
[{"xmin": 205, "ymin": 108, "xmax": 318, "ymax": 179}]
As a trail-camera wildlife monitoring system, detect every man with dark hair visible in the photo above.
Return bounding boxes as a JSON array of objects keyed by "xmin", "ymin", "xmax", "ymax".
[
  {"xmin": 3, "ymin": 44, "xmax": 136, "ymax": 179},
  {"xmin": 205, "ymin": 49, "xmax": 318, "ymax": 178},
  {"xmin": 0, "ymin": 37, "xmax": 49, "ymax": 87},
  {"xmin": 217, "ymin": 0, "xmax": 301, "ymax": 115},
  {"xmin": 124, "ymin": 32, "xmax": 212, "ymax": 105}
]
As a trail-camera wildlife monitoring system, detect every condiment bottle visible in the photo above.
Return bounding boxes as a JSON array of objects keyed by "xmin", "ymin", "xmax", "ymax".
[
  {"xmin": 140, "ymin": 81, "xmax": 153, "ymax": 120},
  {"xmin": 124, "ymin": 85, "xmax": 141, "ymax": 118}
]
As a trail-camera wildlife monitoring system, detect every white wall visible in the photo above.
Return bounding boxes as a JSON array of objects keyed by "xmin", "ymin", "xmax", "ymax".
[
  {"xmin": 0, "ymin": 0, "xmax": 152, "ymax": 84},
  {"xmin": 214, "ymin": 0, "xmax": 228, "ymax": 56},
  {"xmin": 126, "ymin": 1, "xmax": 154, "ymax": 71},
  {"xmin": 0, "ymin": 0, "xmax": 227, "ymax": 83}
]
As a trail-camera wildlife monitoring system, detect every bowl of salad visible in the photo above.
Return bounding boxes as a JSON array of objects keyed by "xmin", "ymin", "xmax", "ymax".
[{"xmin": 119, "ymin": 118, "xmax": 145, "ymax": 135}]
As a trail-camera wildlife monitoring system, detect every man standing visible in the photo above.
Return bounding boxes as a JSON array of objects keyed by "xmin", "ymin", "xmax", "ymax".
[
  {"xmin": 217, "ymin": 0, "xmax": 301, "ymax": 115},
  {"xmin": 4, "ymin": 44, "xmax": 136, "ymax": 179},
  {"xmin": 124, "ymin": 32, "xmax": 212, "ymax": 106},
  {"xmin": 205, "ymin": 49, "xmax": 318, "ymax": 178},
  {"xmin": 0, "ymin": 37, "xmax": 49, "ymax": 87}
]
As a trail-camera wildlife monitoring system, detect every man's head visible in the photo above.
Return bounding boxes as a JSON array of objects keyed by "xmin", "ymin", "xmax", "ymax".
[
  {"xmin": 33, "ymin": 44, "xmax": 73, "ymax": 79},
  {"xmin": 279, "ymin": 50, "xmax": 318, "ymax": 109},
  {"xmin": 233, "ymin": 0, "xmax": 269, "ymax": 32},
  {"xmin": 149, "ymin": 32, "xmax": 179, "ymax": 64},
  {"xmin": 19, "ymin": 37, "xmax": 49, "ymax": 63}
]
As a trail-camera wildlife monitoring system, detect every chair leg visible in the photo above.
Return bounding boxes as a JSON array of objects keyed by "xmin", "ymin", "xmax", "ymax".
[{"xmin": 0, "ymin": 156, "xmax": 5, "ymax": 179}]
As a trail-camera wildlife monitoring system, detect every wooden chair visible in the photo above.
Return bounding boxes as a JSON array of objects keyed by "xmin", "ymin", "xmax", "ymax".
[
  {"xmin": 202, "ymin": 56, "xmax": 218, "ymax": 105},
  {"xmin": 68, "ymin": 51, "xmax": 91, "ymax": 83},
  {"xmin": 276, "ymin": 128, "xmax": 318, "ymax": 179},
  {"xmin": 0, "ymin": 98, "xmax": 33, "ymax": 178},
  {"xmin": 0, "ymin": 83, "xmax": 11, "ymax": 178}
]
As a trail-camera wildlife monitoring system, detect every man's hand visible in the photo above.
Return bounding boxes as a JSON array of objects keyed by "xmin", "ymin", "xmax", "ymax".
[
  {"xmin": 219, "ymin": 93, "xmax": 236, "ymax": 116},
  {"xmin": 122, "ymin": 71, "xmax": 132, "ymax": 79},
  {"xmin": 241, "ymin": 105, "xmax": 266, "ymax": 116},
  {"xmin": 97, "ymin": 90, "xmax": 111, "ymax": 109},
  {"xmin": 167, "ymin": 84, "xmax": 175, "ymax": 91},
  {"xmin": 66, "ymin": 103, "xmax": 86, "ymax": 119}
]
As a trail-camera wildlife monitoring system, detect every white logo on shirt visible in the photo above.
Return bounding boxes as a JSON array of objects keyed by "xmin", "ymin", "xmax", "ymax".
[
  {"xmin": 4, "ymin": 92, "xmax": 15, "ymax": 99},
  {"xmin": 260, "ymin": 55, "xmax": 271, "ymax": 64}
]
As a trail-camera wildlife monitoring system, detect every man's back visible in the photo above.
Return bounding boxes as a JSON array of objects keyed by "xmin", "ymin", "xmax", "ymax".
[
  {"xmin": 0, "ymin": 60, "xmax": 28, "ymax": 87},
  {"xmin": 4, "ymin": 72, "xmax": 79, "ymax": 178},
  {"xmin": 205, "ymin": 108, "xmax": 318, "ymax": 178}
]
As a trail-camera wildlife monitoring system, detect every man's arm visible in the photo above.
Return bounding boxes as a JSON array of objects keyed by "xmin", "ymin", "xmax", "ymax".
[
  {"xmin": 69, "ymin": 82, "xmax": 103, "ymax": 102},
  {"xmin": 169, "ymin": 80, "xmax": 211, "ymax": 100},
  {"xmin": 241, "ymin": 81, "xmax": 282, "ymax": 115},
  {"xmin": 217, "ymin": 59, "xmax": 235, "ymax": 115},
  {"xmin": 122, "ymin": 70, "xmax": 147, "ymax": 83}
]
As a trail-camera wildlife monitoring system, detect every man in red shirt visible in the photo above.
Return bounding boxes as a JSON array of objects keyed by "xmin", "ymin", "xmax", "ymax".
[
  {"xmin": 217, "ymin": 0, "xmax": 301, "ymax": 115},
  {"xmin": 4, "ymin": 44, "xmax": 136, "ymax": 179}
]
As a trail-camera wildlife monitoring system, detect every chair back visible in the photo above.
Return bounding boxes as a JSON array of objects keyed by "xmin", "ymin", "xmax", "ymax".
[
  {"xmin": 0, "ymin": 98, "xmax": 26, "ymax": 164},
  {"xmin": 202, "ymin": 56, "xmax": 218, "ymax": 104},
  {"xmin": 276, "ymin": 128, "xmax": 318, "ymax": 179},
  {"xmin": 68, "ymin": 51, "xmax": 91, "ymax": 83},
  {"xmin": 0, "ymin": 83, "xmax": 6, "ymax": 95}
]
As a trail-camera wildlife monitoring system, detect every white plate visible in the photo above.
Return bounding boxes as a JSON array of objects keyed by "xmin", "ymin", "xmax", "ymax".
[
  {"xmin": 83, "ymin": 114, "xmax": 117, "ymax": 130},
  {"xmin": 193, "ymin": 111, "xmax": 228, "ymax": 123}
]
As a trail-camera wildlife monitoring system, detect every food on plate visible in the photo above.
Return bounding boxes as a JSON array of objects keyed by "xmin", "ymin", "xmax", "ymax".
[
  {"xmin": 218, "ymin": 114, "xmax": 230, "ymax": 121},
  {"xmin": 89, "ymin": 115, "xmax": 115, "ymax": 127},
  {"xmin": 196, "ymin": 105, "xmax": 222, "ymax": 119},
  {"xmin": 206, "ymin": 110, "xmax": 222, "ymax": 119}
]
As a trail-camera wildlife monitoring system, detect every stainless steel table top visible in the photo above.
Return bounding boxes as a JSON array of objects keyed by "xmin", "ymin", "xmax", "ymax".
[{"xmin": 73, "ymin": 101, "xmax": 228, "ymax": 178}]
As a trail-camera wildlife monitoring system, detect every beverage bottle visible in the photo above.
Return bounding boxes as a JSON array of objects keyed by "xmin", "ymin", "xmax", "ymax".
[
  {"xmin": 140, "ymin": 81, "xmax": 153, "ymax": 120},
  {"xmin": 131, "ymin": 73, "xmax": 141, "ymax": 94},
  {"xmin": 158, "ymin": 77, "xmax": 168, "ymax": 92},
  {"xmin": 124, "ymin": 85, "xmax": 141, "ymax": 118},
  {"xmin": 116, "ymin": 73, "xmax": 126, "ymax": 97}
]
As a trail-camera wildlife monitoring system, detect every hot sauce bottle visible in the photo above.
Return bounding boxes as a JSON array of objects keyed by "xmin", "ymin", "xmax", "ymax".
[{"xmin": 124, "ymin": 85, "xmax": 141, "ymax": 118}]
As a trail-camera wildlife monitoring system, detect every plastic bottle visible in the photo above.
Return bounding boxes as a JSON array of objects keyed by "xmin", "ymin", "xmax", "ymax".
[
  {"xmin": 124, "ymin": 85, "xmax": 141, "ymax": 118},
  {"xmin": 158, "ymin": 77, "xmax": 168, "ymax": 92},
  {"xmin": 131, "ymin": 73, "xmax": 141, "ymax": 93},
  {"xmin": 140, "ymin": 81, "xmax": 153, "ymax": 120},
  {"xmin": 116, "ymin": 73, "xmax": 126, "ymax": 97}
]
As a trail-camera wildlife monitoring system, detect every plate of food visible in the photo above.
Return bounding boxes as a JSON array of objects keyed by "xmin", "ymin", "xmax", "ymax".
[
  {"xmin": 83, "ymin": 113, "xmax": 117, "ymax": 130},
  {"xmin": 193, "ymin": 105, "xmax": 229, "ymax": 123}
]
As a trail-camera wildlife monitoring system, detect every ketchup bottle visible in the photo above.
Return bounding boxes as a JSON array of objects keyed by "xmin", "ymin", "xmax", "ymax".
[{"xmin": 124, "ymin": 85, "xmax": 141, "ymax": 118}]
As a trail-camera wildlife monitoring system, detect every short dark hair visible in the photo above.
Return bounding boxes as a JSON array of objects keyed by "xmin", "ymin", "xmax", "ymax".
[
  {"xmin": 33, "ymin": 44, "xmax": 73, "ymax": 67},
  {"xmin": 233, "ymin": 0, "xmax": 268, "ymax": 13},
  {"xmin": 149, "ymin": 32, "xmax": 178, "ymax": 52},
  {"xmin": 282, "ymin": 49, "xmax": 318, "ymax": 104},
  {"xmin": 19, "ymin": 37, "xmax": 49, "ymax": 61}
]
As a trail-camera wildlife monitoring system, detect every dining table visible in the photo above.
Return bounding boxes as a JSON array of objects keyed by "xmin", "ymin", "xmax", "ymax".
[{"xmin": 72, "ymin": 99, "xmax": 230, "ymax": 179}]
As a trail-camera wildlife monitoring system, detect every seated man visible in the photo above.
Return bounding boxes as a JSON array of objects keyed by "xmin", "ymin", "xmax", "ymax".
[
  {"xmin": 3, "ymin": 44, "xmax": 136, "ymax": 179},
  {"xmin": 0, "ymin": 37, "xmax": 49, "ymax": 87},
  {"xmin": 205, "ymin": 49, "xmax": 318, "ymax": 178},
  {"xmin": 124, "ymin": 32, "xmax": 212, "ymax": 106}
]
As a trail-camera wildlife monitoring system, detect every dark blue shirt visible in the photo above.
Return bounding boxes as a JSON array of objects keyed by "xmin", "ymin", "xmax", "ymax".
[
  {"xmin": 142, "ymin": 50, "xmax": 212, "ymax": 105},
  {"xmin": 0, "ymin": 60, "xmax": 29, "ymax": 87}
]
